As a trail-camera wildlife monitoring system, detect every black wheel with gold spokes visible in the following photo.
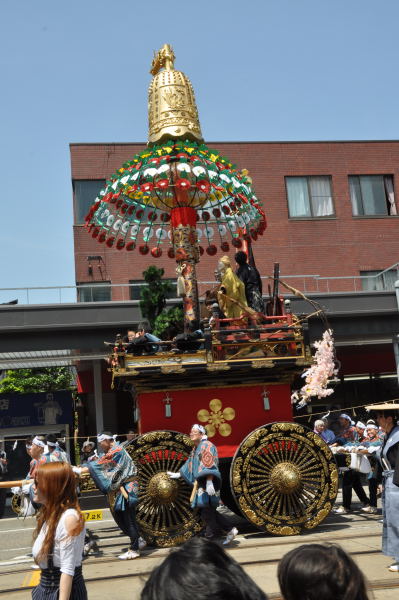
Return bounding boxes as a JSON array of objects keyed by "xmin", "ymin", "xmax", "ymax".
[
  {"xmin": 123, "ymin": 430, "xmax": 202, "ymax": 547},
  {"xmin": 230, "ymin": 422, "xmax": 338, "ymax": 535}
]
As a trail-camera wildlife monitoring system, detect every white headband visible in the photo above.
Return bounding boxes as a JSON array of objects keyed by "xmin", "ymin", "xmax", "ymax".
[
  {"xmin": 340, "ymin": 413, "xmax": 351, "ymax": 421},
  {"xmin": 97, "ymin": 434, "xmax": 113, "ymax": 442},
  {"xmin": 83, "ymin": 441, "xmax": 95, "ymax": 448},
  {"xmin": 47, "ymin": 441, "xmax": 57, "ymax": 447},
  {"xmin": 32, "ymin": 437, "xmax": 46, "ymax": 449},
  {"xmin": 356, "ymin": 421, "xmax": 366, "ymax": 429},
  {"xmin": 192, "ymin": 424, "xmax": 206, "ymax": 435}
]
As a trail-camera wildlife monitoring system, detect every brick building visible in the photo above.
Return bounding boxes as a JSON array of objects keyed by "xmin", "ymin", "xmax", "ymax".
[
  {"xmin": 72, "ymin": 140, "xmax": 399, "ymax": 298},
  {"xmin": 70, "ymin": 140, "xmax": 399, "ymax": 430}
]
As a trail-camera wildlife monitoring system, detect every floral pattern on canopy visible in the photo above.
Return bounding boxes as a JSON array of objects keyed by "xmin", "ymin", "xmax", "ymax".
[{"xmin": 84, "ymin": 140, "xmax": 266, "ymax": 258}]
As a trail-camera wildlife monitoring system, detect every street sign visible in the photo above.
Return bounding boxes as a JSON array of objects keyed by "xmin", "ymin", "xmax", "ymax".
[{"xmin": 82, "ymin": 509, "xmax": 103, "ymax": 521}]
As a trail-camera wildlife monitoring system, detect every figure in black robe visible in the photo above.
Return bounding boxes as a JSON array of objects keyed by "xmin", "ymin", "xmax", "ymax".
[{"xmin": 235, "ymin": 251, "xmax": 264, "ymax": 313}]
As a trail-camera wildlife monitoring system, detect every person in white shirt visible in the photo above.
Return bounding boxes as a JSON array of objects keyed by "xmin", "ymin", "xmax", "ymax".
[{"xmin": 31, "ymin": 462, "xmax": 87, "ymax": 600}]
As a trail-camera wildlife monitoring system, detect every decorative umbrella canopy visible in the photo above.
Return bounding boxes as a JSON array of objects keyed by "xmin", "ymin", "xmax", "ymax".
[
  {"xmin": 85, "ymin": 44, "xmax": 266, "ymax": 326},
  {"xmin": 85, "ymin": 44, "xmax": 266, "ymax": 259}
]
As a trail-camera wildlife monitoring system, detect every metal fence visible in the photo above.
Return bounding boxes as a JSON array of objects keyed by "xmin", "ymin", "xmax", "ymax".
[{"xmin": 0, "ymin": 263, "xmax": 398, "ymax": 306}]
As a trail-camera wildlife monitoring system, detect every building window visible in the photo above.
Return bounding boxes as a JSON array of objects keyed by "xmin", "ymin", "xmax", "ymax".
[
  {"xmin": 285, "ymin": 176, "xmax": 334, "ymax": 218},
  {"xmin": 73, "ymin": 180, "xmax": 106, "ymax": 224},
  {"xmin": 129, "ymin": 279, "xmax": 177, "ymax": 301},
  {"xmin": 77, "ymin": 282, "xmax": 111, "ymax": 302},
  {"xmin": 349, "ymin": 175, "xmax": 397, "ymax": 216},
  {"xmin": 360, "ymin": 269, "xmax": 399, "ymax": 291}
]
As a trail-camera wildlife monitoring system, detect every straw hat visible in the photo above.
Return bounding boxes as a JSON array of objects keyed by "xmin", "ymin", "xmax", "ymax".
[{"xmin": 365, "ymin": 401, "xmax": 399, "ymax": 411}]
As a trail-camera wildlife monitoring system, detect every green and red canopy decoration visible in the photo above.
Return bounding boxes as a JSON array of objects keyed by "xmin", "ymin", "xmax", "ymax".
[{"xmin": 84, "ymin": 140, "xmax": 266, "ymax": 258}]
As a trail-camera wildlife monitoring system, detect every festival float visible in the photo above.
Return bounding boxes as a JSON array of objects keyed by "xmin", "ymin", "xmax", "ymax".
[{"xmin": 83, "ymin": 44, "xmax": 339, "ymax": 545}]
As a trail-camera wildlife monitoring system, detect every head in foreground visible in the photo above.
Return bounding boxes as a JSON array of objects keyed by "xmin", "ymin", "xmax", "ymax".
[
  {"xmin": 33, "ymin": 462, "xmax": 84, "ymax": 561},
  {"xmin": 278, "ymin": 543, "xmax": 369, "ymax": 600},
  {"xmin": 140, "ymin": 536, "xmax": 267, "ymax": 600}
]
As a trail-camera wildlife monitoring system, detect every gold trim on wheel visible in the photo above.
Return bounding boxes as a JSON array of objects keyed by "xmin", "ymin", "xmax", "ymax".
[
  {"xmin": 121, "ymin": 430, "xmax": 202, "ymax": 547},
  {"xmin": 230, "ymin": 422, "xmax": 338, "ymax": 535}
]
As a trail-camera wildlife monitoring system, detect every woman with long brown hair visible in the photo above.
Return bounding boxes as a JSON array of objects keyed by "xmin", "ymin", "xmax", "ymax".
[{"xmin": 31, "ymin": 462, "xmax": 87, "ymax": 600}]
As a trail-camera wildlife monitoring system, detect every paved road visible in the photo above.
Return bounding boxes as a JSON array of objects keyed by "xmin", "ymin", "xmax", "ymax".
[{"xmin": 0, "ymin": 500, "xmax": 398, "ymax": 599}]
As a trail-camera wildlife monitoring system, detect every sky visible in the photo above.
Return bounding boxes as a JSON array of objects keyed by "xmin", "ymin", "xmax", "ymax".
[{"xmin": 1, "ymin": 0, "xmax": 398, "ymax": 299}]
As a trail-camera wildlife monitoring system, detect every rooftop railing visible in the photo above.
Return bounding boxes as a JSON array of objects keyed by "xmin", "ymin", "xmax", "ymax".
[{"xmin": 0, "ymin": 263, "xmax": 398, "ymax": 306}]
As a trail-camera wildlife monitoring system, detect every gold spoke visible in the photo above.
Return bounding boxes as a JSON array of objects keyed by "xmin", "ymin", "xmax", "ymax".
[
  {"xmin": 123, "ymin": 432, "xmax": 201, "ymax": 547},
  {"xmin": 254, "ymin": 449, "xmax": 281, "ymax": 468},
  {"xmin": 231, "ymin": 424, "xmax": 337, "ymax": 535},
  {"xmin": 249, "ymin": 464, "xmax": 274, "ymax": 477}
]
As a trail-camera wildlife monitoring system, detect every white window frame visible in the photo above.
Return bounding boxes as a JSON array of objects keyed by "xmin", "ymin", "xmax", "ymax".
[{"xmin": 285, "ymin": 176, "xmax": 334, "ymax": 218}]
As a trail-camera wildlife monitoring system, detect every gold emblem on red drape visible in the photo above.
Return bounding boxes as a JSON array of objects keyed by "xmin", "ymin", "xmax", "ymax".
[{"xmin": 197, "ymin": 398, "xmax": 235, "ymax": 438}]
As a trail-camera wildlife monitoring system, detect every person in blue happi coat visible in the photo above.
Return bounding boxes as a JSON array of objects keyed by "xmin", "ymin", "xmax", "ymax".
[
  {"xmin": 168, "ymin": 424, "xmax": 238, "ymax": 545},
  {"xmin": 74, "ymin": 432, "xmax": 144, "ymax": 560},
  {"xmin": 371, "ymin": 403, "xmax": 399, "ymax": 572}
]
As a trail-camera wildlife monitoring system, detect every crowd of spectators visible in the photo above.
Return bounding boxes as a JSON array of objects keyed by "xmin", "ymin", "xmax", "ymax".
[{"xmin": 312, "ymin": 411, "xmax": 383, "ymax": 514}]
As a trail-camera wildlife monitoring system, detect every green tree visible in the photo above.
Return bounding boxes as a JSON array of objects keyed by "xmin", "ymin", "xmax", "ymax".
[
  {"xmin": 139, "ymin": 266, "xmax": 174, "ymax": 328},
  {"xmin": 0, "ymin": 367, "xmax": 74, "ymax": 394},
  {"xmin": 153, "ymin": 305, "xmax": 184, "ymax": 339}
]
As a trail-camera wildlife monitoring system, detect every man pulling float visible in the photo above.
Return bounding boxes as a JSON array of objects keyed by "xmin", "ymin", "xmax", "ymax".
[
  {"xmin": 167, "ymin": 424, "xmax": 238, "ymax": 545},
  {"xmin": 74, "ymin": 433, "xmax": 145, "ymax": 560}
]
